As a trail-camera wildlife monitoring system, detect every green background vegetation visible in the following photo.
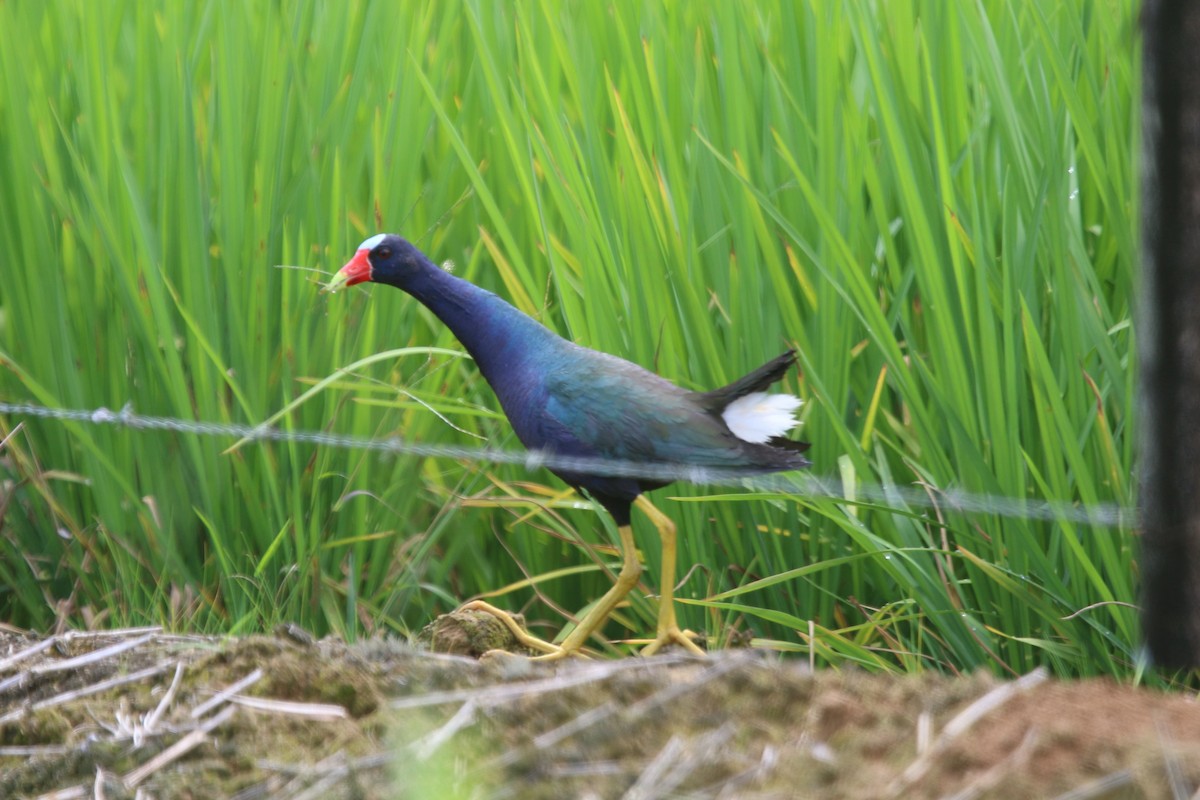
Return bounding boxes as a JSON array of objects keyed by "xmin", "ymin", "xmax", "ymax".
[{"xmin": 0, "ymin": 1, "xmax": 1141, "ymax": 679}]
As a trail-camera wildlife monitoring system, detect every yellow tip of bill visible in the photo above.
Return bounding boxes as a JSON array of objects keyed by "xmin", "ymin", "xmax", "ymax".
[{"xmin": 322, "ymin": 270, "xmax": 350, "ymax": 294}]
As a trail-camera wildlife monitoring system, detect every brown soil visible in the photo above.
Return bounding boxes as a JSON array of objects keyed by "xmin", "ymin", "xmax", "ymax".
[{"xmin": 0, "ymin": 620, "xmax": 1197, "ymax": 799}]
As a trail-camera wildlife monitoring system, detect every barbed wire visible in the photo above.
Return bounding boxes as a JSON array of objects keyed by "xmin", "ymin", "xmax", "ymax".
[{"xmin": 0, "ymin": 400, "xmax": 1131, "ymax": 527}]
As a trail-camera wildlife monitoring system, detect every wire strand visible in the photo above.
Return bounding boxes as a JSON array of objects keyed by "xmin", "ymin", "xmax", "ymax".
[{"xmin": 0, "ymin": 400, "xmax": 1131, "ymax": 527}]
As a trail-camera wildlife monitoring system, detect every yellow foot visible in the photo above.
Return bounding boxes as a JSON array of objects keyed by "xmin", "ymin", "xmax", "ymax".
[
  {"xmin": 642, "ymin": 625, "xmax": 706, "ymax": 657},
  {"xmin": 527, "ymin": 645, "xmax": 587, "ymax": 662},
  {"xmin": 456, "ymin": 600, "xmax": 565, "ymax": 657}
]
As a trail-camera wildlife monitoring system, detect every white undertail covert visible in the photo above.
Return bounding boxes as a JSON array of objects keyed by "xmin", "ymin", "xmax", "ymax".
[{"xmin": 721, "ymin": 392, "xmax": 803, "ymax": 444}]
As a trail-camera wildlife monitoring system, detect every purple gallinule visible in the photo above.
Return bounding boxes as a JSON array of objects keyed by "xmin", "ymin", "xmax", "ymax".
[{"xmin": 328, "ymin": 234, "xmax": 810, "ymax": 658}]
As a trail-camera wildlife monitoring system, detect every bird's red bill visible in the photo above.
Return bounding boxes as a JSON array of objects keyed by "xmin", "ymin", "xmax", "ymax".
[{"xmin": 325, "ymin": 249, "xmax": 372, "ymax": 293}]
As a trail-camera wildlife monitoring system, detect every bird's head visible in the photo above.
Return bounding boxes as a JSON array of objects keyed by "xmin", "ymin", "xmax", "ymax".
[{"xmin": 325, "ymin": 233, "xmax": 424, "ymax": 292}]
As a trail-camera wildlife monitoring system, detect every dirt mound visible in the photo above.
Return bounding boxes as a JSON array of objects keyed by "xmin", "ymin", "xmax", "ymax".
[{"xmin": 0, "ymin": 628, "xmax": 1196, "ymax": 798}]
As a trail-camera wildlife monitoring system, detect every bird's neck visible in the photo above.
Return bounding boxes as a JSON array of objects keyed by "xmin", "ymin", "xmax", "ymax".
[{"xmin": 395, "ymin": 260, "xmax": 564, "ymax": 389}]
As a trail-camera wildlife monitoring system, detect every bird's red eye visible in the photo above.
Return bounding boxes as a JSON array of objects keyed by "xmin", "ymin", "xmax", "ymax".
[{"xmin": 377, "ymin": 247, "xmax": 392, "ymax": 259}]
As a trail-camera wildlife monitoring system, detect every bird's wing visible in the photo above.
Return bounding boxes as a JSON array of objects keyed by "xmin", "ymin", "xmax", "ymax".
[{"xmin": 539, "ymin": 349, "xmax": 746, "ymax": 467}]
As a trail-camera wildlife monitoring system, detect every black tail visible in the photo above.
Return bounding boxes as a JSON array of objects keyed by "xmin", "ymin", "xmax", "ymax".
[
  {"xmin": 767, "ymin": 434, "xmax": 811, "ymax": 455},
  {"xmin": 696, "ymin": 350, "xmax": 796, "ymax": 413}
]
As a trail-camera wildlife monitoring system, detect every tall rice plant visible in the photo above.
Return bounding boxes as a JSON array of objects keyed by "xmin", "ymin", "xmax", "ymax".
[{"xmin": 0, "ymin": 0, "xmax": 1141, "ymax": 679}]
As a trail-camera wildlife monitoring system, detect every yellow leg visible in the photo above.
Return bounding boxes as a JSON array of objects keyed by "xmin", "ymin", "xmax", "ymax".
[
  {"xmin": 459, "ymin": 522, "xmax": 642, "ymax": 661},
  {"xmin": 529, "ymin": 521, "xmax": 643, "ymax": 661},
  {"xmin": 635, "ymin": 496, "xmax": 706, "ymax": 657},
  {"xmin": 461, "ymin": 497, "xmax": 705, "ymax": 660}
]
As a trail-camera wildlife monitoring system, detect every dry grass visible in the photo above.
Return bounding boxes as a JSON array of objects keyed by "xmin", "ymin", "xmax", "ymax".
[{"xmin": 1, "ymin": 628, "xmax": 1197, "ymax": 799}]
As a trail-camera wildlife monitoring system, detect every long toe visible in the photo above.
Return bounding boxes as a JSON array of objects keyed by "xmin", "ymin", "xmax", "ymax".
[
  {"xmin": 528, "ymin": 644, "xmax": 590, "ymax": 662},
  {"xmin": 642, "ymin": 626, "xmax": 706, "ymax": 657},
  {"xmin": 456, "ymin": 600, "xmax": 563, "ymax": 657}
]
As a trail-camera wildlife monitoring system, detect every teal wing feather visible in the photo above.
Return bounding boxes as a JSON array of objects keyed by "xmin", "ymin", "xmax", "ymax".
[{"xmin": 541, "ymin": 348, "xmax": 748, "ymax": 467}]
